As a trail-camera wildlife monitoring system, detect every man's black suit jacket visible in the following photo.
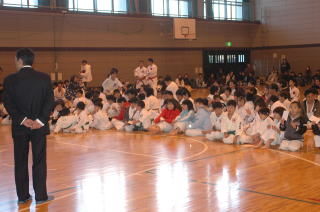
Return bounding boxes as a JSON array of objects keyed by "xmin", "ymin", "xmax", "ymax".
[{"xmin": 3, "ymin": 67, "xmax": 54, "ymax": 137}]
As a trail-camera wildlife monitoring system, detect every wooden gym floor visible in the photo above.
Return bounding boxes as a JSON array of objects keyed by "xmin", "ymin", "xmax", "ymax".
[
  {"xmin": 1, "ymin": 126, "xmax": 320, "ymax": 212},
  {"xmin": 1, "ymin": 90, "xmax": 320, "ymax": 212}
]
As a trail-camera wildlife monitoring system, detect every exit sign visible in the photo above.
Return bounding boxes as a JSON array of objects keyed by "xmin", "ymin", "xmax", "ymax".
[{"xmin": 225, "ymin": 41, "xmax": 232, "ymax": 47}]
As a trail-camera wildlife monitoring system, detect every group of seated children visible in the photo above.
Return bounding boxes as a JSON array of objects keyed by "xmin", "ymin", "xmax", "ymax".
[{"xmin": 2, "ymin": 73, "xmax": 320, "ymax": 153}]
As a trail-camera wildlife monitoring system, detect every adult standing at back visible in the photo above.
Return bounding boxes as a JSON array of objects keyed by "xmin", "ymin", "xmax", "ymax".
[
  {"xmin": 80, "ymin": 59, "xmax": 92, "ymax": 87},
  {"xmin": 3, "ymin": 48, "xmax": 54, "ymax": 204},
  {"xmin": 146, "ymin": 58, "xmax": 158, "ymax": 96}
]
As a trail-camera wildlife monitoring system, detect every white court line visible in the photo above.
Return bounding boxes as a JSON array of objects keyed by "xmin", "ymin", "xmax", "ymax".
[
  {"xmin": 270, "ymin": 149, "xmax": 320, "ymax": 167},
  {"xmin": 13, "ymin": 133, "xmax": 209, "ymax": 208},
  {"xmin": 18, "ymin": 191, "xmax": 77, "ymax": 212}
]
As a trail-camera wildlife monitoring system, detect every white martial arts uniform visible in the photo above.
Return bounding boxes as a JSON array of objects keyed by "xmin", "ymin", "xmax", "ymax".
[
  {"xmin": 144, "ymin": 95, "xmax": 160, "ymax": 119},
  {"xmin": 255, "ymin": 117, "xmax": 276, "ymax": 143},
  {"xmin": 271, "ymin": 101, "xmax": 287, "ymax": 117},
  {"xmin": 237, "ymin": 101, "xmax": 255, "ymax": 125},
  {"xmin": 220, "ymin": 93, "xmax": 234, "ymax": 104},
  {"xmin": 73, "ymin": 110, "xmax": 92, "ymax": 133},
  {"xmin": 104, "ymin": 102, "xmax": 120, "ymax": 118},
  {"xmin": 125, "ymin": 109, "xmax": 152, "ymax": 132},
  {"xmin": 134, "ymin": 66, "xmax": 147, "ymax": 89},
  {"xmin": 73, "ymin": 97, "xmax": 94, "ymax": 114},
  {"xmin": 54, "ymin": 115, "xmax": 77, "ymax": 133},
  {"xmin": 53, "ymin": 87, "xmax": 65, "ymax": 101},
  {"xmin": 220, "ymin": 112, "xmax": 243, "ymax": 144},
  {"xmin": 80, "ymin": 64, "xmax": 93, "ymax": 83},
  {"xmin": 205, "ymin": 112, "xmax": 224, "ymax": 141},
  {"xmin": 289, "ymin": 86, "xmax": 300, "ymax": 102},
  {"xmin": 90, "ymin": 110, "xmax": 113, "ymax": 130},
  {"xmin": 102, "ymin": 76, "xmax": 123, "ymax": 94},
  {"xmin": 166, "ymin": 81, "xmax": 179, "ymax": 100},
  {"xmin": 147, "ymin": 64, "xmax": 158, "ymax": 96}
]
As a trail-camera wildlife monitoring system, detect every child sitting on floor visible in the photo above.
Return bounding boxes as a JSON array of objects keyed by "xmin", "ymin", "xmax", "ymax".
[
  {"xmin": 149, "ymin": 99, "xmax": 181, "ymax": 134},
  {"xmin": 185, "ymin": 98, "xmax": 212, "ymax": 137},
  {"xmin": 90, "ymin": 100, "xmax": 112, "ymax": 131},
  {"xmin": 72, "ymin": 102, "xmax": 92, "ymax": 133},
  {"xmin": 279, "ymin": 101, "xmax": 308, "ymax": 152},
  {"xmin": 53, "ymin": 108, "xmax": 77, "ymax": 133},
  {"xmin": 111, "ymin": 97, "xmax": 131, "ymax": 130},
  {"xmin": 125, "ymin": 100, "xmax": 152, "ymax": 132},
  {"xmin": 169, "ymin": 99, "xmax": 195, "ymax": 135},
  {"xmin": 204, "ymin": 102, "xmax": 224, "ymax": 141},
  {"xmin": 221, "ymin": 100, "xmax": 243, "ymax": 144},
  {"xmin": 254, "ymin": 108, "xmax": 277, "ymax": 148}
]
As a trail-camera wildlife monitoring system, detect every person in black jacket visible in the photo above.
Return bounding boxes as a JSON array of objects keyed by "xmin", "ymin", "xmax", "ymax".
[
  {"xmin": 279, "ymin": 101, "xmax": 308, "ymax": 152},
  {"xmin": 3, "ymin": 48, "xmax": 54, "ymax": 204}
]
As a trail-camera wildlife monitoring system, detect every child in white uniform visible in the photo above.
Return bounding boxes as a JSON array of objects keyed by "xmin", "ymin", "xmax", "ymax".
[
  {"xmin": 90, "ymin": 101, "xmax": 113, "ymax": 130},
  {"xmin": 125, "ymin": 100, "xmax": 152, "ymax": 132},
  {"xmin": 54, "ymin": 108, "xmax": 77, "ymax": 133},
  {"xmin": 221, "ymin": 100, "xmax": 243, "ymax": 144},
  {"xmin": 104, "ymin": 95, "xmax": 120, "ymax": 118},
  {"xmin": 72, "ymin": 102, "xmax": 92, "ymax": 133},
  {"xmin": 271, "ymin": 106, "xmax": 286, "ymax": 146},
  {"xmin": 254, "ymin": 108, "xmax": 277, "ymax": 148},
  {"xmin": 205, "ymin": 102, "xmax": 224, "ymax": 141}
]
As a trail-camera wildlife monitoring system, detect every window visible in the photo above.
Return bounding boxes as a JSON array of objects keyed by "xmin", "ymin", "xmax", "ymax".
[
  {"xmin": 152, "ymin": 0, "xmax": 189, "ymax": 17},
  {"xmin": 3, "ymin": 0, "xmax": 38, "ymax": 8},
  {"xmin": 227, "ymin": 54, "xmax": 237, "ymax": 63},
  {"xmin": 204, "ymin": 0, "xmax": 244, "ymax": 21},
  {"xmin": 238, "ymin": 54, "xmax": 245, "ymax": 63},
  {"xmin": 209, "ymin": 54, "xmax": 224, "ymax": 64},
  {"xmin": 69, "ymin": 0, "xmax": 127, "ymax": 13}
]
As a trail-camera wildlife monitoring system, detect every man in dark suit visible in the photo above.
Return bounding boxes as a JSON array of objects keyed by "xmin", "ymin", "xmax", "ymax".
[{"xmin": 3, "ymin": 48, "xmax": 55, "ymax": 204}]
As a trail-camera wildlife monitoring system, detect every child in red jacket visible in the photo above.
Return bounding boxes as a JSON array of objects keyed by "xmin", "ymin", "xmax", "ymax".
[
  {"xmin": 111, "ymin": 97, "xmax": 131, "ymax": 130},
  {"xmin": 149, "ymin": 99, "xmax": 181, "ymax": 134}
]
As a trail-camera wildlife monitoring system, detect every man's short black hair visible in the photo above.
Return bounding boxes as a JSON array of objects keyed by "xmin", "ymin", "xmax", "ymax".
[
  {"xmin": 258, "ymin": 107, "xmax": 270, "ymax": 116},
  {"xmin": 212, "ymin": 102, "xmax": 223, "ymax": 109},
  {"xmin": 164, "ymin": 90, "xmax": 173, "ymax": 96},
  {"xmin": 273, "ymin": 106, "xmax": 286, "ymax": 117},
  {"xmin": 304, "ymin": 87, "xmax": 318, "ymax": 96},
  {"xmin": 16, "ymin": 48, "xmax": 35, "ymax": 66},
  {"xmin": 195, "ymin": 98, "xmax": 208, "ymax": 106},
  {"xmin": 269, "ymin": 95, "xmax": 279, "ymax": 103},
  {"xmin": 94, "ymin": 101, "xmax": 103, "ymax": 109},
  {"xmin": 129, "ymin": 97, "xmax": 138, "ymax": 104},
  {"xmin": 117, "ymin": 97, "xmax": 127, "ymax": 103},
  {"xmin": 164, "ymin": 76, "xmax": 172, "ymax": 82},
  {"xmin": 137, "ymin": 100, "xmax": 145, "ymax": 108},
  {"xmin": 148, "ymin": 58, "xmax": 154, "ymax": 63},
  {"xmin": 76, "ymin": 102, "xmax": 85, "ymax": 110},
  {"xmin": 110, "ymin": 68, "xmax": 118, "ymax": 75},
  {"xmin": 82, "ymin": 60, "xmax": 88, "ymax": 64},
  {"xmin": 270, "ymin": 83, "xmax": 279, "ymax": 92},
  {"xmin": 106, "ymin": 95, "xmax": 116, "ymax": 102},
  {"xmin": 227, "ymin": 100, "xmax": 237, "ymax": 107}
]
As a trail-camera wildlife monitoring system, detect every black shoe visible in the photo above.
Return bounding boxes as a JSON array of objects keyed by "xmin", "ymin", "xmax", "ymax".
[
  {"xmin": 17, "ymin": 195, "xmax": 32, "ymax": 204},
  {"xmin": 36, "ymin": 195, "xmax": 54, "ymax": 205}
]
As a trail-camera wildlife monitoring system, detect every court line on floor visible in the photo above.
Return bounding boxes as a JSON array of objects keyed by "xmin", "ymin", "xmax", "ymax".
[
  {"xmin": 270, "ymin": 149, "xmax": 320, "ymax": 167},
  {"xmin": 53, "ymin": 140, "xmax": 169, "ymax": 160},
  {"xmin": 18, "ymin": 191, "xmax": 78, "ymax": 212},
  {"xmin": 7, "ymin": 133, "xmax": 209, "ymax": 209},
  {"xmin": 187, "ymin": 147, "xmax": 253, "ymax": 163}
]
